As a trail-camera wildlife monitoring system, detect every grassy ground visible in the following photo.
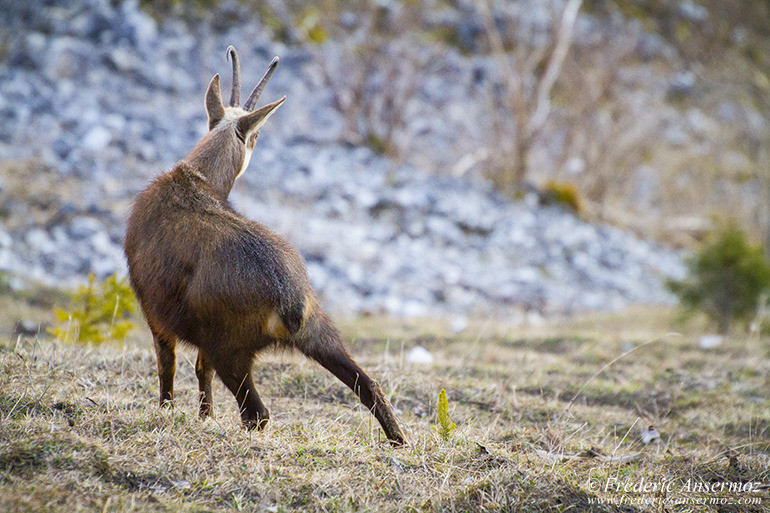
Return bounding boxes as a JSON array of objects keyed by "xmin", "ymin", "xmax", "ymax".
[{"xmin": 0, "ymin": 298, "xmax": 768, "ymax": 512}]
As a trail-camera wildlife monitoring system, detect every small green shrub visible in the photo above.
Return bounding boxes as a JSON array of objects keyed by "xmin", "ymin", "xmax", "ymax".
[
  {"xmin": 50, "ymin": 273, "xmax": 138, "ymax": 344},
  {"xmin": 296, "ymin": 6, "xmax": 329, "ymax": 44},
  {"xmin": 139, "ymin": 0, "xmax": 217, "ymax": 17},
  {"xmin": 667, "ymin": 223, "xmax": 770, "ymax": 334},
  {"xmin": 0, "ymin": 271, "xmax": 11, "ymax": 295},
  {"xmin": 434, "ymin": 388, "xmax": 456, "ymax": 441},
  {"xmin": 541, "ymin": 180, "xmax": 584, "ymax": 214},
  {"xmin": 365, "ymin": 132, "xmax": 388, "ymax": 155}
]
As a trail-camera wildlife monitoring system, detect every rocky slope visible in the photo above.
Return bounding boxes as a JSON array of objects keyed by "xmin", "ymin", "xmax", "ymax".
[{"xmin": 0, "ymin": 0, "xmax": 684, "ymax": 319}]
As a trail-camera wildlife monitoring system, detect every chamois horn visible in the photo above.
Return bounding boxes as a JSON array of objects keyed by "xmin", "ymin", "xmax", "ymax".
[
  {"xmin": 226, "ymin": 45, "xmax": 241, "ymax": 107},
  {"xmin": 244, "ymin": 56, "xmax": 279, "ymax": 111}
]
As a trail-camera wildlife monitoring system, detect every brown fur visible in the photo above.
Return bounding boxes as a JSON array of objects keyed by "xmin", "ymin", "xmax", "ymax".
[{"xmin": 124, "ymin": 53, "xmax": 405, "ymax": 446}]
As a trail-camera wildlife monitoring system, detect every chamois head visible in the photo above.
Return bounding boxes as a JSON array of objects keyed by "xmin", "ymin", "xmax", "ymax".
[{"xmin": 190, "ymin": 46, "xmax": 284, "ymax": 194}]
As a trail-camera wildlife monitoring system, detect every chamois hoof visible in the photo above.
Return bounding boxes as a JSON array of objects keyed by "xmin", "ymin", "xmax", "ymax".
[
  {"xmin": 388, "ymin": 432, "xmax": 406, "ymax": 448},
  {"xmin": 384, "ymin": 424, "xmax": 406, "ymax": 447},
  {"xmin": 199, "ymin": 404, "xmax": 212, "ymax": 419},
  {"xmin": 242, "ymin": 412, "xmax": 270, "ymax": 431}
]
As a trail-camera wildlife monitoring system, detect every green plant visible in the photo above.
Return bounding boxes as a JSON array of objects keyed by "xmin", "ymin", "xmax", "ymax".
[
  {"xmin": 296, "ymin": 6, "xmax": 329, "ymax": 44},
  {"xmin": 0, "ymin": 271, "xmax": 11, "ymax": 295},
  {"xmin": 50, "ymin": 273, "xmax": 138, "ymax": 344},
  {"xmin": 667, "ymin": 223, "xmax": 770, "ymax": 334},
  {"xmin": 434, "ymin": 388, "xmax": 456, "ymax": 440},
  {"xmin": 138, "ymin": 0, "xmax": 218, "ymax": 19},
  {"xmin": 541, "ymin": 180, "xmax": 584, "ymax": 214}
]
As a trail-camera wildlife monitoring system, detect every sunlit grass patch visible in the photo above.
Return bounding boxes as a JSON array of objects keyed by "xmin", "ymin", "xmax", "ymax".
[{"xmin": 0, "ymin": 306, "xmax": 768, "ymax": 511}]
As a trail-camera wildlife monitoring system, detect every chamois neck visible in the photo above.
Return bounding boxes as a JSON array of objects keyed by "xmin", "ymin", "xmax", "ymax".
[{"xmin": 183, "ymin": 128, "xmax": 245, "ymax": 199}]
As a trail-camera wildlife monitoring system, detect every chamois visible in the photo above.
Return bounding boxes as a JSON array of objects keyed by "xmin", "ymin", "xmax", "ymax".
[{"xmin": 124, "ymin": 47, "xmax": 405, "ymax": 446}]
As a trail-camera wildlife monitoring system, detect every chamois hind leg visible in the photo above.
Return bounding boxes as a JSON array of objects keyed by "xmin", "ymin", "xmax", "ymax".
[
  {"xmin": 150, "ymin": 327, "xmax": 177, "ymax": 407},
  {"xmin": 301, "ymin": 313, "xmax": 405, "ymax": 446},
  {"xmin": 208, "ymin": 348, "xmax": 270, "ymax": 430},
  {"xmin": 196, "ymin": 350, "xmax": 215, "ymax": 419}
]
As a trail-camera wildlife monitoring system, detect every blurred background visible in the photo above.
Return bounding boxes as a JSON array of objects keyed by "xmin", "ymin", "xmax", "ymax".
[{"xmin": 1, "ymin": 0, "xmax": 769, "ymax": 327}]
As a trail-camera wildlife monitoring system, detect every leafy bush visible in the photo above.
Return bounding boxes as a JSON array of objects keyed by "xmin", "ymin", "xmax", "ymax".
[
  {"xmin": 434, "ymin": 388, "xmax": 456, "ymax": 441},
  {"xmin": 667, "ymin": 223, "xmax": 770, "ymax": 334},
  {"xmin": 50, "ymin": 273, "xmax": 138, "ymax": 344}
]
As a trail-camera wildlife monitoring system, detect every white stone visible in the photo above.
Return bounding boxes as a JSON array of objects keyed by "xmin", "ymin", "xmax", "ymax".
[
  {"xmin": 70, "ymin": 216, "xmax": 102, "ymax": 239},
  {"xmin": 82, "ymin": 126, "xmax": 112, "ymax": 152},
  {"xmin": 25, "ymin": 229, "xmax": 56, "ymax": 254},
  {"xmin": 526, "ymin": 311, "xmax": 545, "ymax": 326},
  {"xmin": 0, "ymin": 228, "xmax": 12, "ymax": 248},
  {"xmin": 406, "ymin": 346, "xmax": 434, "ymax": 365},
  {"xmin": 641, "ymin": 426, "xmax": 660, "ymax": 445},
  {"xmin": 450, "ymin": 316, "xmax": 468, "ymax": 333},
  {"xmin": 698, "ymin": 334, "xmax": 723, "ymax": 350}
]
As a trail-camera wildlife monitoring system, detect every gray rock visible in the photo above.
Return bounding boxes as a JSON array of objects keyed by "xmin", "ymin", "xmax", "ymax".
[
  {"xmin": 82, "ymin": 125, "xmax": 112, "ymax": 152},
  {"xmin": 0, "ymin": 228, "xmax": 12, "ymax": 248},
  {"xmin": 668, "ymin": 71, "xmax": 697, "ymax": 99},
  {"xmin": 117, "ymin": 0, "xmax": 158, "ymax": 48},
  {"xmin": 636, "ymin": 32, "xmax": 674, "ymax": 61},
  {"xmin": 26, "ymin": 229, "xmax": 56, "ymax": 254},
  {"xmin": 106, "ymin": 47, "xmax": 139, "ymax": 73},
  {"xmin": 69, "ymin": 216, "xmax": 103, "ymax": 239},
  {"xmin": 716, "ymin": 102, "xmax": 739, "ymax": 124},
  {"xmin": 0, "ymin": 249, "xmax": 15, "ymax": 272},
  {"xmin": 678, "ymin": 1, "xmax": 708, "ymax": 22}
]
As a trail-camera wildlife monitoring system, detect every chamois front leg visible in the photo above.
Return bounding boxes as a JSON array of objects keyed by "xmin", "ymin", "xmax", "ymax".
[
  {"xmin": 151, "ymin": 328, "xmax": 177, "ymax": 407},
  {"xmin": 209, "ymin": 348, "xmax": 270, "ymax": 430},
  {"xmin": 196, "ymin": 350, "xmax": 215, "ymax": 419}
]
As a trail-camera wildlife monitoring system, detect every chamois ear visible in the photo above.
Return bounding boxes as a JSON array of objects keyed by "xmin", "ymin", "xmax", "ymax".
[
  {"xmin": 237, "ymin": 96, "xmax": 286, "ymax": 139},
  {"xmin": 205, "ymin": 74, "xmax": 225, "ymax": 130}
]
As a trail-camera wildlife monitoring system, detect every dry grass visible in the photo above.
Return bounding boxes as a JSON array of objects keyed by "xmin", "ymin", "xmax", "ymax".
[{"xmin": 1, "ymin": 301, "xmax": 768, "ymax": 512}]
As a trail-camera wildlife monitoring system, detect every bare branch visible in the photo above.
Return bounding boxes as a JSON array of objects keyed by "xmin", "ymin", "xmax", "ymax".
[
  {"xmin": 529, "ymin": 0, "xmax": 582, "ymax": 134},
  {"xmin": 477, "ymin": 0, "xmax": 520, "ymax": 96}
]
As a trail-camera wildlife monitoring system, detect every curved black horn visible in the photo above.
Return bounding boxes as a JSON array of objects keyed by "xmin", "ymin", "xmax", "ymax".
[
  {"xmin": 244, "ymin": 56, "xmax": 279, "ymax": 111},
  {"xmin": 226, "ymin": 45, "xmax": 241, "ymax": 107}
]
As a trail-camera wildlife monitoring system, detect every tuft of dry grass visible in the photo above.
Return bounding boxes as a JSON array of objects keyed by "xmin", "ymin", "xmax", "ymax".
[{"xmin": 0, "ymin": 303, "xmax": 768, "ymax": 512}]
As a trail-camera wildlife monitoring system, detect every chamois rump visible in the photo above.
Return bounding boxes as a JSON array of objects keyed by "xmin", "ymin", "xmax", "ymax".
[{"xmin": 124, "ymin": 47, "xmax": 405, "ymax": 446}]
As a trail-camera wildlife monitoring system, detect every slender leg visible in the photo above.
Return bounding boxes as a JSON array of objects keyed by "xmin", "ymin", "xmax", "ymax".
[
  {"xmin": 151, "ymin": 328, "xmax": 176, "ymax": 407},
  {"xmin": 209, "ymin": 350, "xmax": 269, "ymax": 430},
  {"xmin": 196, "ymin": 350, "xmax": 215, "ymax": 419},
  {"xmin": 302, "ymin": 314, "xmax": 405, "ymax": 446}
]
